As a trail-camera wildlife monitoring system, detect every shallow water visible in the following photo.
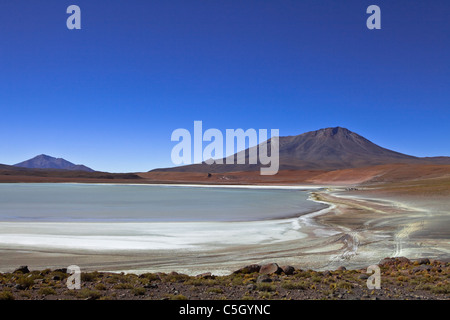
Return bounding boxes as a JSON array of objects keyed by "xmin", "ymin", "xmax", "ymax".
[
  {"xmin": 0, "ymin": 183, "xmax": 326, "ymax": 252},
  {"xmin": 0, "ymin": 183, "xmax": 323, "ymax": 222}
]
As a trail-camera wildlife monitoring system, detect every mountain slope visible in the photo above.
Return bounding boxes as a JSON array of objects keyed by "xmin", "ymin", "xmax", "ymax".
[
  {"xmin": 153, "ymin": 127, "xmax": 450, "ymax": 173},
  {"xmin": 276, "ymin": 127, "xmax": 419, "ymax": 170},
  {"xmin": 14, "ymin": 154, "xmax": 94, "ymax": 172}
]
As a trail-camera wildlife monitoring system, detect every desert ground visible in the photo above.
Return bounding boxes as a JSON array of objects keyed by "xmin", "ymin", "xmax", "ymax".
[
  {"xmin": 0, "ymin": 164, "xmax": 449, "ymax": 300},
  {"xmin": 1, "ymin": 257, "xmax": 448, "ymax": 300}
]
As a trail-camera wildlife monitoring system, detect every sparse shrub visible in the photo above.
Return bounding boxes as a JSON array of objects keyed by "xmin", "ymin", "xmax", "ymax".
[
  {"xmin": 336, "ymin": 281, "xmax": 353, "ymax": 290},
  {"xmin": 184, "ymin": 278, "xmax": 216, "ymax": 287},
  {"xmin": 76, "ymin": 289, "xmax": 102, "ymax": 300},
  {"xmin": 140, "ymin": 273, "xmax": 160, "ymax": 281},
  {"xmin": 95, "ymin": 283, "xmax": 107, "ymax": 291},
  {"xmin": 231, "ymin": 277, "xmax": 244, "ymax": 286},
  {"xmin": 81, "ymin": 272, "xmax": 99, "ymax": 282},
  {"xmin": 19, "ymin": 291, "xmax": 32, "ymax": 299},
  {"xmin": 281, "ymin": 281, "xmax": 306, "ymax": 290},
  {"xmin": 132, "ymin": 287, "xmax": 146, "ymax": 296},
  {"xmin": 165, "ymin": 294, "xmax": 188, "ymax": 300},
  {"xmin": 39, "ymin": 287, "xmax": 56, "ymax": 296},
  {"xmin": 206, "ymin": 287, "xmax": 223, "ymax": 294},
  {"xmin": 397, "ymin": 276, "xmax": 406, "ymax": 282},
  {"xmin": 112, "ymin": 283, "xmax": 134, "ymax": 290},
  {"xmin": 415, "ymin": 283, "xmax": 433, "ymax": 291},
  {"xmin": 17, "ymin": 276, "xmax": 35, "ymax": 289},
  {"xmin": 256, "ymin": 283, "xmax": 276, "ymax": 292},
  {"xmin": 431, "ymin": 284, "xmax": 450, "ymax": 294},
  {"xmin": 259, "ymin": 291, "xmax": 273, "ymax": 299},
  {"xmin": 0, "ymin": 290, "xmax": 14, "ymax": 300}
]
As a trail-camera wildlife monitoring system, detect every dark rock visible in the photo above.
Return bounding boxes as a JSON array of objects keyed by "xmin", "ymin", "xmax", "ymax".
[
  {"xmin": 379, "ymin": 257, "xmax": 395, "ymax": 266},
  {"xmin": 337, "ymin": 266, "xmax": 347, "ymax": 271},
  {"xmin": 323, "ymin": 270, "xmax": 332, "ymax": 276},
  {"xmin": 359, "ymin": 274, "xmax": 370, "ymax": 280},
  {"xmin": 14, "ymin": 266, "xmax": 30, "ymax": 274},
  {"xmin": 418, "ymin": 258, "xmax": 430, "ymax": 265},
  {"xmin": 55, "ymin": 268, "xmax": 68, "ymax": 273},
  {"xmin": 256, "ymin": 275, "xmax": 272, "ymax": 283},
  {"xmin": 52, "ymin": 275, "xmax": 61, "ymax": 281},
  {"xmin": 259, "ymin": 263, "xmax": 282, "ymax": 275},
  {"xmin": 14, "ymin": 284, "xmax": 25, "ymax": 290},
  {"xmin": 280, "ymin": 265, "xmax": 295, "ymax": 275},
  {"xmin": 396, "ymin": 257, "xmax": 411, "ymax": 264},
  {"xmin": 379, "ymin": 257, "xmax": 410, "ymax": 266},
  {"xmin": 196, "ymin": 272, "xmax": 213, "ymax": 279},
  {"xmin": 233, "ymin": 264, "xmax": 261, "ymax": 274}
]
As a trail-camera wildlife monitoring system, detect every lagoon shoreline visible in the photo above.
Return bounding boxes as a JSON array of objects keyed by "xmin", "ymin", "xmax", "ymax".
[{"xmin": 1, "ymin": 183, "xmax": 448, "ymax": 276}]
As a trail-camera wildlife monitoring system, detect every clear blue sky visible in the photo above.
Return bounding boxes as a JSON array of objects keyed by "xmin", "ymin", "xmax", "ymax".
[{"xmin": 0, "ymin": 0, "xmax": 449, "ymax": 172}]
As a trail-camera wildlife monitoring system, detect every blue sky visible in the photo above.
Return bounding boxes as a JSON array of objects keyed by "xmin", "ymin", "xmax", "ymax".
[{"xmin": 0, "ymin": 0, "xmax": 449, "ymax": 172}]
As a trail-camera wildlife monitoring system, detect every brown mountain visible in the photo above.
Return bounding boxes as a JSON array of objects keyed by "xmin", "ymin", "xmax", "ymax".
[
  {"xmin": 14, "ymin": 154, "xmax": 94, "ymax": 172},
  {"xmin": 152, "ymin": 127, "xmax": 450, "ymax": 173}
]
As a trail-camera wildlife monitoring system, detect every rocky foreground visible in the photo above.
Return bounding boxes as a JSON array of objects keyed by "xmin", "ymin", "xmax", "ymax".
[{"xmin": 0, "ymin": 258, "xmax": 448, "ymax": 300}]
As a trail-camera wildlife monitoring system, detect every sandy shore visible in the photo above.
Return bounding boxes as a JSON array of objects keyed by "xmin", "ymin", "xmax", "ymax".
[{"xmin": 1, "ymin": 185, "xmax": 448, "ymax": 276}]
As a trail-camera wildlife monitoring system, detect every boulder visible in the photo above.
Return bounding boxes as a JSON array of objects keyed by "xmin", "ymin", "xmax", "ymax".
[
  {"xmin": 233, "ymin": 264, "xmax": 261, "ymax": 274},
  {"xmin": 280, "ymin": 265, "xmax": 295, "ymax": 275},
  {"xmin": 396, "ymin": 257, "xmax": 411, "ymax": 264},
  {"xmin": 337, "ymin": 266, "xmax": 347, "ymax": 271},
  {"xmin": 14, "ymin": 266, "xmax": 30, "ymax": 274},
  {"xmin": 379, "ymin": 257, "xmax": 395, "ymax": 266},
  {"xmin": 259, "ymin": 263, "xmax": 282, "ymax": 275},
  {"xmin": 418, "ymin": 258, "xmax": 430, "ymax": 265},
  {"xmin": 379, "ymin": 257, "xmax": 410, "ymax": 266}
]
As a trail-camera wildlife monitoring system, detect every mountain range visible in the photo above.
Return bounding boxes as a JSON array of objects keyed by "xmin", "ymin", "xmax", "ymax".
[
  {"xmin": 2, "ymin": 127, "xmax": 450, "ymax": 177},
  {"xmin": 153, "ymin": 127, "xmax": 450, "ymax": 173}
]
